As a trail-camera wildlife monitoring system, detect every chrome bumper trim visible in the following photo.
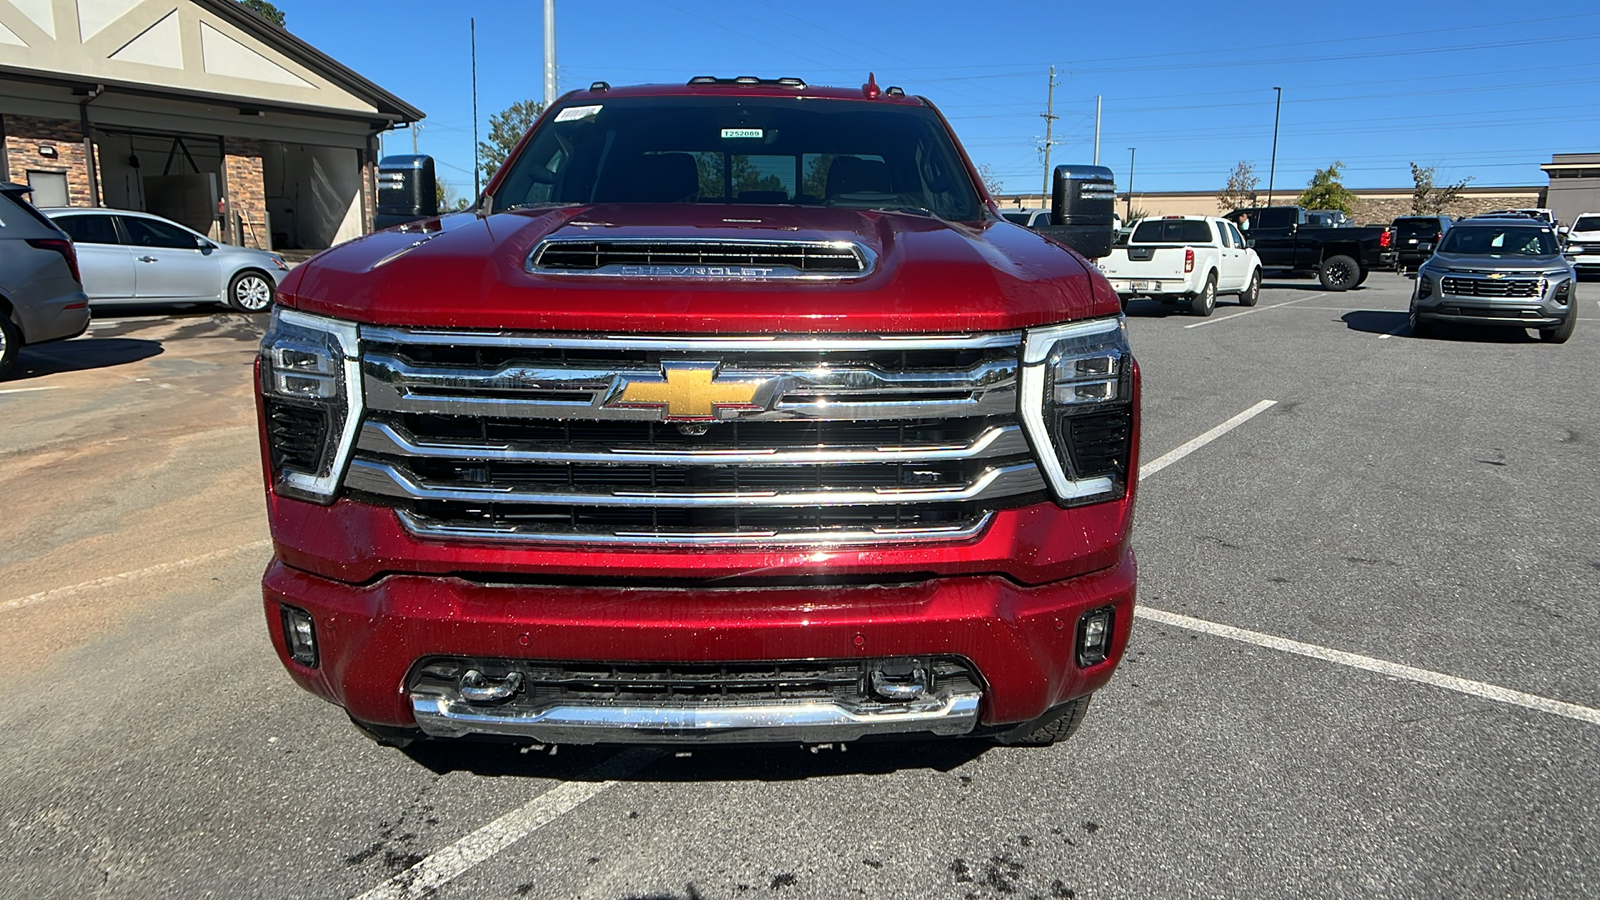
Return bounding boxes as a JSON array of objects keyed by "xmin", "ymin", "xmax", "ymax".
[{"xmin": 409, "ymin": 690, "xmax": 983, "ymax": 744}]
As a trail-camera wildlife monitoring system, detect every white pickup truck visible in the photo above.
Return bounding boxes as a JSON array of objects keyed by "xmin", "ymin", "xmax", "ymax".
[{"xmin": 1097, "ymin": 215, "xmax": 1262, "ymax": 316}]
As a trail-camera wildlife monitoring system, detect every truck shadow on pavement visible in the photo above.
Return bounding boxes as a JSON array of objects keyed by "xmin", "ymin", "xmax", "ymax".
[
  {"xmin": 12, "ymin": 338, "xmax": 163, "ymax": 379},
  {"xmin": 1340, "ymin": 310, "xmax": 1538, "ymax": 342},
  {"xmin": 400, "ymin": 738, "xmax": 988, "ymax": 781}
]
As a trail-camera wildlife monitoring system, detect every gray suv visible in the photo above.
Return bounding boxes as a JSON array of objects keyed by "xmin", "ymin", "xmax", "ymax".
[
  {"xmin": 0, "ymin": 183, "xmax": 90, "ymax": 379},
  {"xmin": 1410, "ymin": 218, "xmax": 1577, "ymax": 343}
]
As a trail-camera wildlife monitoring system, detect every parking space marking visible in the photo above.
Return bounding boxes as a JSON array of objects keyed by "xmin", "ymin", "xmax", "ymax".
[
  {"xmin": 355, "ymin": 749, "xmax": 662, "ymax": 900},
  {"xmin": 1377, "ymin": 320, "xmax": 1411, "ymax": 339},
  {"xmin": 0, "ymin": 386, "xmax": 61, "ymax": 395},
  {"xmin": 1, "ymin": 540, "xmax": 270, "ymax": 613},
  {"xmin": 1183, "ymin": 296, "xmax": 1316, "ymax": 329},
  {"xmin": 1139, "ymin": 400, "xmax": 1276, "ymax": 480},
  {"xmin": 1135, "ymin": 606, "xmax": 1600, "ymax": 727}
]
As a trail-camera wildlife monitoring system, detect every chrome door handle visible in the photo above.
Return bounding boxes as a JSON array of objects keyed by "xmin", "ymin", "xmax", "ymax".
[{"xmin": 138, "ymin": 256, "xmax": 158, "ymax": 262}]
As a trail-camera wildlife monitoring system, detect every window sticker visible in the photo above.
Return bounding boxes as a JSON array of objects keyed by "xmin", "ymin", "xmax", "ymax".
[
  {"xmin": 721, "ymin": 128, "xmax": 764, "ymax": 139},
  {"xmin": 555, "ymin": 105, "xmax": 602, "ymax": 122}
]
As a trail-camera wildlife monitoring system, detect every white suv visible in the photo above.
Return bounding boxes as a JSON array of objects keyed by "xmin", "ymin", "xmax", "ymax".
[{"xmin": 1563, "ymin": 213, "xmax": 1600, "ymax": 275}]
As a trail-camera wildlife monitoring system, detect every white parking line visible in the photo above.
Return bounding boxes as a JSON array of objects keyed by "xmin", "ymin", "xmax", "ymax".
[
  {"xmin": 0, "ymin": 540, "xmax": 271, "ymax": 613},
  {"xmin": 1139, "ymin": 400, "xmax": 1277, "ymax": 479},
  {"xmin": 355, "ymin": 749, "xmax": 662, "ymax": 900},
  {"xmin": 1183, "ymin": 296, "xmax": 1315, "ymax": 329},
  {"xmin": 1135, "ymin": 607, "xmax": 1600, "ymax": 728},
  {"xmin": 1377, "ymin": 320, "xmax": 1410, "ymax": 339},
  {"xmin": 0, "ymin": 386, "xmax": 61, "ymax": 395}
]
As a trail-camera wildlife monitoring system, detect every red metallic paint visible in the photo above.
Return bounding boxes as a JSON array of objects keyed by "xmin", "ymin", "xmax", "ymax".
[{"xmin": 263, "ymin": 549, "xmax": 1135, "ymax": 730}]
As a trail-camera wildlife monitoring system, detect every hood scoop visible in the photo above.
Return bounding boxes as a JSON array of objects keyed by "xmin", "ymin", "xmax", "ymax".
[{"xmin": 528, "ymin": 237, "xmax": 874, "ymax": 281}]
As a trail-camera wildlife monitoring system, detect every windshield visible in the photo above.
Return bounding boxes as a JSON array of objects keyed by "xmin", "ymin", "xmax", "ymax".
[
  {"xmin": 1436, "ymin": 225, "xmax": 1557, "ymax": 257},
  {"xmin": 1572, "ymin": 215, "xmax": 1600, "ymax": 233},
  {"xmin": 1131, "ymin": 219, "xmax": 1213, "ymax": 243},
  {"xmin": 490, "ymin": 96, "xmax": 982, "ymax": 220}
]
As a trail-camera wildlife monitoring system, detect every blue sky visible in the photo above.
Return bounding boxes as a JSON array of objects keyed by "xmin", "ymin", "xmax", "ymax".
[{"xmin": 272, "ymin": 0, "xmax": 1600, "ymax": 203}]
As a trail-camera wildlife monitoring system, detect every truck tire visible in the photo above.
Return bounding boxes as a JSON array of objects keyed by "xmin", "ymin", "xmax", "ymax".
[
  {"xmin": 0, "ymin": 314, "xmax": 19, "ymax": 380},
  {"xmin": 1539, "ymin": 307, "xmax": 1576, "ymax": 343},
  {"xmin": 1354, "ymin": 267, "xmax": 1370, "ymax": 287},
  {"xmin": 1319, "ymin": 255, "xmax": 1360, "ymax": 291},
  {"xmin": 996, "ymin": 694, "xmax": 1094, "ymax": 746},
  {"xmin": 1186, "ymin": 272, "xmax": 1217, "ymax": 316},
  {"xmin": 1239, "ymin": 269, "xmax": 1261, "ymax": 306}
]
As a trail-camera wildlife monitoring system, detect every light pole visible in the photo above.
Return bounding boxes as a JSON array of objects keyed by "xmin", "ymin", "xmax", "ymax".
[
  {"xmin": 1126, "ymin": 147, "xmax": 1136, "ymax": 221},
  {"xmin": 1266, "ymin": 86, "xmax": 1281, "ymax": 207}
]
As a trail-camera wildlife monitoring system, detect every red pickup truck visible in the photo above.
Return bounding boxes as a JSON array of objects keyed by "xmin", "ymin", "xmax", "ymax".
[{"xmin": 255, "ymin": 77, "xmax": 1140, "ymax": 748}]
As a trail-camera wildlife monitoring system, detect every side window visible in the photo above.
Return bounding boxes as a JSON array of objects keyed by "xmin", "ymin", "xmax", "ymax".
[
  {"xmin": 120, "ymin": 216, "xmax": 198, "ymax": 250},
  {"xmin": 55, "ymin": 214, "xmax": 120, "ymax": 245},
  {"xmin": 1227, "ymin": 222, "xmax": 1245, "ymax": 246},
  {"xmin": 1215, "ymin": 222, "xmax": 1232, "ymax": 248}
]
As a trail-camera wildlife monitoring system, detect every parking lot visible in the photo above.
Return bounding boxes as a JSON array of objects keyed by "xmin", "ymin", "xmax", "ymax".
[{"xmin": 3, "ymin": 270, "xmax": 1597, "ymax": 898}]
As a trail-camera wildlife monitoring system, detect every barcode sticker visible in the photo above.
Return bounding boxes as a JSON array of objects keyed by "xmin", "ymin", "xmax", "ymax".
[{"xmin": 555, "ymin": 105, "xmax": 602, "ymax": 122}]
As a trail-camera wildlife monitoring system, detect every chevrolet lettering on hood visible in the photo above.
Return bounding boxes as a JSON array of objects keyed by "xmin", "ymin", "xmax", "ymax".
[{"xmin": 616, "ymin": 264, "xmax": 777, "ymax": 279}]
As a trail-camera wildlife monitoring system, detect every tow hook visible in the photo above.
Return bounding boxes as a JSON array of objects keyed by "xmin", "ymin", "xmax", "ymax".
[
  {"xmin": 459, "ymin": 669, "xmax": 523, "ymax": 703},
  {"xmin": 870, "ymin": 665, "xmax": 929, "ymax": 701}
]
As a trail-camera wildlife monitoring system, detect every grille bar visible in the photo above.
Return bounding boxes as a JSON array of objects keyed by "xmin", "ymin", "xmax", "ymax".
[
  {"xmin": 1441, "ymin": 276, "xmax": 1543, "ymax": 298},
  {"xmin": 357, "ymin": 419, "xmax": 1032, "ymax": 466}
]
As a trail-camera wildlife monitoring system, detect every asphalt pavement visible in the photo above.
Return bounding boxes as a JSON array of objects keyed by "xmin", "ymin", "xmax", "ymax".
[{"xmin": 2, "ymin": 274, "xmax": 1596, "ymax": 899}]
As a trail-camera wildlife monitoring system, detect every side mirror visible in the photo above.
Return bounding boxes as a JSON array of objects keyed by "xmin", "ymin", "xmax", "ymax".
[{"xmin": 1040, "ymin": 163, "xmax": 1116, "ymax": 258}]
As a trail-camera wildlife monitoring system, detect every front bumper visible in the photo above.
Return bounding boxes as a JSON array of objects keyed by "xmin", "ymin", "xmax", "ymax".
[
  {"xmin": 1413, "ymin": 275, "xmax": 1573, "ymax": 327},
  {"xmin": 262, "ymin": 548, "xmax": 1136, "ymax": 742}
]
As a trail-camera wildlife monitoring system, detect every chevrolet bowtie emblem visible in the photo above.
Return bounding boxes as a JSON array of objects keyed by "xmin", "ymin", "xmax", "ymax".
[
  {"xmin": 609, "ymin": 363, "xmax": 767, "ymax": 421},
  {"xmin": 1486, "ymin": 273, "xmax": 1506, "ymax": 279}
]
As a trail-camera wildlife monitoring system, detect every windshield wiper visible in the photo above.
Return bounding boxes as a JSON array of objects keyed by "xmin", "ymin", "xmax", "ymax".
[
  {"xmin": 866, "ymin": 205, "xmax": 940, "ymax": 219},
  {"xmin": 499, "ymin": 201, "xmax": 582, "ymax": 213}
]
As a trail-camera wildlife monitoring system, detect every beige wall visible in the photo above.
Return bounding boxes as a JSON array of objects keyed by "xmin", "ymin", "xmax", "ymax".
[{"xmin": 997, "ymin": 187, "xmax": 1548, "ymax": 223}]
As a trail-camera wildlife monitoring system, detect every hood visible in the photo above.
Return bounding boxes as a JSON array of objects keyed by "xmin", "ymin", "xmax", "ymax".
[
  {"xmin": 279, "ymin": 205, "xmax": 1113, "ymax": 333},
  {"xmin": 1425, "ymin": 251, "xmax": 1570, "ymax": 275}
]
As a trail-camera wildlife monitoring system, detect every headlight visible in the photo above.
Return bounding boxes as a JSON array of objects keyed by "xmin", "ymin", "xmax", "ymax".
[
  {"xmin": 1552, "ymin": 279, "xmax": 1572, "ymax": 305},
  {"xmin": 1417, "ymin": 272, "xmax": 1434, "ymax": 300},
  {"xmin": 259, "ymin": 308, "xmax": 362, "ymax": 504},
  {"xmin": 1019, "ymin": 316, "xmax": 1135, "ymax": 506}
]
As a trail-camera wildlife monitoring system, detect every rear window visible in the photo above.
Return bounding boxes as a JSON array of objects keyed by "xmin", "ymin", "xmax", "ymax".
[
  {"xmin": 0, "ymin": 188, "xmax": 64, "ymax": 232},
  {"xmin": 1395, "ymin": 218, "xmax": 1443, "ymax": 236},
  {"xmin": 491, "ymin": 95, "xmax": 982, "ymax": 220},
  {"xmin": 1002, "ymin": 212, "xmax": 1029, "ymax": 224},
  {"xmin": 1130, "ymin": 219, "xmax": 1213, "ymax": 244},
  {"xmin": 1572, "ymin": 215, "xmax": 1600, "ymax": 233}
]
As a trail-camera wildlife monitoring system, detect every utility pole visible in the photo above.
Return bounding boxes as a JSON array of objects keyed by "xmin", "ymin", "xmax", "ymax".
[
  {"xmin": 1267, "ymin": 86, "xmax": 1282, "ymax": 207},
  {"xmin": 471, "ymin": 17, "xmax": 480, "ymax": 198},
  {"xmin": 1093, "ymin": 95, "xmax": 1102, "ymax": 166},
  {"xmin": 543, "ymin": 0, "xmax": 558, "ymax": 108},
  {"xmin": 411, "ymin": 123, "xmax": 418, "ymax": 154},
  {"xmin": 1126, "ymin": 147, "xmax": 1136, "ymax": 221},
  {"xmin": 1040, "ymin": 65, "xmax": 1059, "ymax": 201}
]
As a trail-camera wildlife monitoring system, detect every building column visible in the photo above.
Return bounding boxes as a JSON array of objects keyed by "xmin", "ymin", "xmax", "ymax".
[{"xmin": 224, "ymin": 137, "xmax": 268, "ymax": 249}]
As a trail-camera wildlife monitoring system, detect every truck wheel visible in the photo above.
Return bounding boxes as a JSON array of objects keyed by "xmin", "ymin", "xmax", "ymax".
[
  {"xmin": 0, "ymin": 314, "xmax": 19, "ymax": 380},
  {"xmin": 996, "ymin": 694, "xmax": 1094, "ymax": 746},
  {"xmin": 1239, "ymin": 269, "xmax": 1261, "ymax": 306},
  {"xmin": 1319, "ymin": 255, "xmax": 1360, "ymax": 291},
  {"xmin": 1539, "ymin": 308, "xmax": 1576, "ymax": 343},
  {"xmin": 1186, "ymin": 273, "xmax": 1217, "ymax": 316}
]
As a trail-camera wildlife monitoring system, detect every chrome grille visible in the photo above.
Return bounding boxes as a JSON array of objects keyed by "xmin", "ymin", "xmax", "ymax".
[
  {"xmin": 529, "ymin": 238, "xmax": 871, "ymax": 279},
  {"xmin": 349, "ymin": 328, "xmax": 1042, "ymax": 546},
  {"xmin": 1440, "ymin": 276, "xmax": 1544, "ymax": 298}
]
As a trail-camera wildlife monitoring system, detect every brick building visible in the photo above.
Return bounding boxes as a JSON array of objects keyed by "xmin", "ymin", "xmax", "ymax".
[{"xmin": 0, "ymin": 0, "xmax": 421, "ymax": 251}]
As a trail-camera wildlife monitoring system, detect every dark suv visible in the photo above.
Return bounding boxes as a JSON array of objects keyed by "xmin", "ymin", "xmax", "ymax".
[
  {"xmin": 0, "ymin": 183, "xmax": 90, "ymax": 378},
  {"xmin": 1391, "ymin": 215, "xmax": 1452, "ymax": 270}
]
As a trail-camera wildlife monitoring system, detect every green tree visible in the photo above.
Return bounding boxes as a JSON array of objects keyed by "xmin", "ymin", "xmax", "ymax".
[
  {"xmin": 1409, "ymin": 163, "xmax": 1472, "ymax": 215},
  {"xmin": 238, "ymin": 0, "xmax": 285, "ymax": 26},
  {"xmin": 435, "ymin": 180, "xmax": 470, "ymax": 213},
  {"xmin": 1296, "ymin": 161, "xmax": 1357, "ymax": 215},
  {"xmin": 1216, "ymin": 160, "xmax": 1259, "ymax": 213},
  {"xmin": 478, "ymin": 99, "xmax": 545, "ymax": 183}
]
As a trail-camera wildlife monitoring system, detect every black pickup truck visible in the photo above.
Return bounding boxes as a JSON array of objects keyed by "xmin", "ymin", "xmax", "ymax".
[{"xmin": 1229, "ymin": 206, "xmax": 1395, "ymax": 290}]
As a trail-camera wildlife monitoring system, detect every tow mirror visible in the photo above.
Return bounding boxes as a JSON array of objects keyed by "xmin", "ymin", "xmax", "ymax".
[{"xmin": 1037, "ymin": 164, "xmax": 1116, "ymax": 259}]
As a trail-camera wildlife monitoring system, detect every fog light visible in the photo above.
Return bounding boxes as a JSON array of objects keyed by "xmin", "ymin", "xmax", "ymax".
[
  {"xmin": 281, "ymin": 605, "xmax": 318, "ymax": 667},
  {"xmin": 1077, "ymin": 607, "xmax": 1114, "ymax": 667}
]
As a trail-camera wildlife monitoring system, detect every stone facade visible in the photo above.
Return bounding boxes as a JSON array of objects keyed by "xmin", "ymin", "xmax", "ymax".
[
  {"xmin": 224, "ymin": 137, "xmax": 268, "ymax": 249},
  {"xmin": 3, "ymin": 114, "xmax": 100, "ymax": 207},
  {"xmin": 1349, "ymin": 193, "xmax": 1544, "ymax": 225}
]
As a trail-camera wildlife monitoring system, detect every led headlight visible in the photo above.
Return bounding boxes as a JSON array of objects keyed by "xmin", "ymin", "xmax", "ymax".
[
  {"xmin": 1019, "ymin": 316, "xmax": 1135, "ymax": 507},
  {"xmin": 1552, "ymin": 278, "xmax": 1572, "ymax": 305},
  {"xmin": 259, "ymin": 308, "xmax": 363, "ymax": 504}
]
